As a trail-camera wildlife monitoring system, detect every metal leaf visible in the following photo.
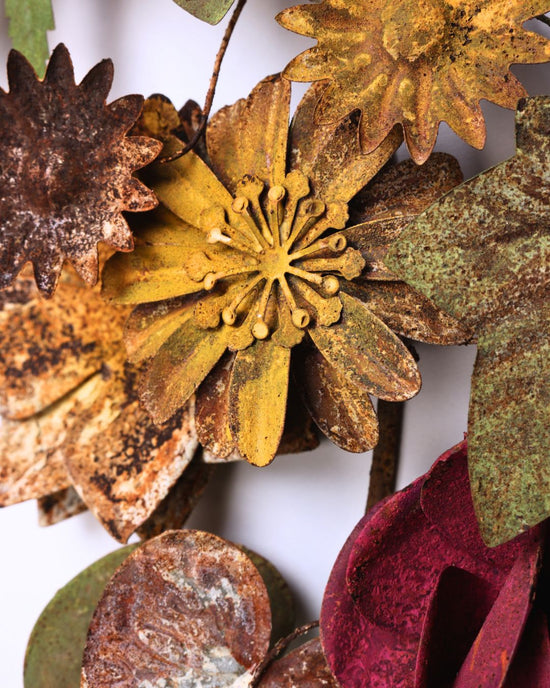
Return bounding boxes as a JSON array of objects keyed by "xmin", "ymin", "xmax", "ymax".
[
  {"xmin": 277, "ymin": 0, "xmax": 550, "ymax": 163},
  {"xmin": 5, "ymin": 0, "xmax": 54, "ymax": 78},
  {"xmin": 386, "ymin": 96, "xmax": 550, "ymax": 545},
  {"xmin": 24, "ymin": 545, "xmax": 137, "ymax": 688},
  {"xmin": 171, "ymin": 0, "xmax": 235, "ymax": 24},
  {"xmin": 258, "ymin": 638, "xmax": 339, "ymax": 687}
]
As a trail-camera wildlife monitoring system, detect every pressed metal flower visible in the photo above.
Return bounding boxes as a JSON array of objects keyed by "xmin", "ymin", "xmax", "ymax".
[
  {"xmin": 321, "ymin": 441, "xmax": 549, "ymax": 688},
  {"xmin": 0, "ymin": 264, "xmax": 207, "ymax": 542},
  {"xmin": 386, "ymin": 96, "xmax": 550, "ymax": 547},
  {"xmin": 103, "ymin": 75, "xmax": 470, "ymax": 467},
  {"xmin": 277, "ymin": 0, "xmax": 550, "ymax": 163},
  {"xmin": 0, "ymin": 44, "xmax": 161, "ymax": 297}
]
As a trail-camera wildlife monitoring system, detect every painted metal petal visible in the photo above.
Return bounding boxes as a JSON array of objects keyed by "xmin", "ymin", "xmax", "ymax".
[
  {"xmin": 82, "ymin": 531, "xmax": 272, "ymax": 687},
  {"xmin": 309, "ymin": 292, "xmax": 421, "ymax": 401},
  {"xmin": 207, "ymin": 75, "xmax": 291, "ymax": 192},
  {"xmin": 229, "ymin": 340, "xmax": 290, "ymax": 466},
  {"xmin": 289, "ymin": 82, "xmax": 401, "ymax": 203},
  {"xmin": 295, "ymin": 345, "xmax": 379, "ymax": 452}
]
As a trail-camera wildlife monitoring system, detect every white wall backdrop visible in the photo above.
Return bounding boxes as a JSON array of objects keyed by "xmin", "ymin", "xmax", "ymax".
[{"xmin": 0, "ymin": 2, "xmax": 549, "ymax": 685}]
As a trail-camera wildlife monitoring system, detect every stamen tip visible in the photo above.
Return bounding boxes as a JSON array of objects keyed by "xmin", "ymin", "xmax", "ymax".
[
  {"xmin": 323, "ymin": 275, "xmax": 340, "ymax": 295},
  {"xmin": 292, "ymin": 308, "xmax": 310, "ymax": 329},
  {"xmin": 203, "ymin": 273, "xmax": 217, "ymax": 290},
  {"xmin": 252, "ymin": 319, "xmax": 270, "ymax": 340}
]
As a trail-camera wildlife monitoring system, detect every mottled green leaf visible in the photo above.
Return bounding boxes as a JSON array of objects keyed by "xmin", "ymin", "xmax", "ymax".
[
  {"xmin": 171, "ymin": 0, "xmax": 235, "ymax": 24},
  {"xmin": 386, "ymin": 96, "xmax": 550, "ymax": 546},
  {"xmin": 6, "ymin": 0, "xmax": 54, "ymax": 78},
  {"xmin": 24, "ymin": 545, "xmax": 137, "ymax": 688}
]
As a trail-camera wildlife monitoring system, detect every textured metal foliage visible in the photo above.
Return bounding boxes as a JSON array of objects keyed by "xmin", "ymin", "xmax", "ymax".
[
  {"xmin": 0, "ymin": 266, "xmax": 201, "ymax": 542},
  {"xmin": 321, "ymin": 441, "xmax": 550, "ymax": 688},
  {"xmin": 82, "ymin": 530, "xmax": 276, "ymax": 687},
  {"xmin": 259, "ymin": 638, "xmax": 339, "ymax": 687},
  {"xmin": 386, "ymin": 96, "xmax": 550, "ymax": 547},
  {"xmin": 103, "ymin": 76, "xmax": 469, "ymax": 467},
  {"xmin": 277, "ymin": 0, "xmax": 550, "ymax": 163},
  {"xmin": 0, "ymin": 44, "xmax": 161, "ymax": 297},
  {"xmin": 5, "ymin": 0, "xmax": 54, "ymax": 77},
  {"xmin": 24, "ymin": 545, "xmax": 137, "ymax": 688},
  {"xmin": 171, "ymin": 0, "xmax": 235, "ymax": 24}
]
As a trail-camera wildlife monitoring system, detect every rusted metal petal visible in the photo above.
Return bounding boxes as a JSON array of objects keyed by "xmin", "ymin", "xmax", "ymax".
[
  {"xmin": 277, "ymin": 1, "xmax": 550, "ymax": 163},
  {"xmin": 136, "ymin": 450, "xmax": 213, "ymax": 541},
  {"xmin": 296, "ymin": 345, "xmax": 379, "ymax": 453},
  {"xmin": 24, "ymin": 545, "xmax": 137, "ymax": 688},
  {"xmin": 37, "ymin": 487, "xmax": 87, "ymax": 527},
  {"xmin": 0, "ymin": 44, "xmax": 161, "ymax": 296},
  {"xmin": 207, "ymin": 75, "xmax": 291, "ymax": 192},
  {"xmin": 63, "ymin": 363, "xmax": 199, "ymax": 543},
  {"xmin": 343, "ymin": 280, "xmax": 473, "ymax": 345},
  {"xmin": 258, "ymin": 638, "xmax": 339, "ymax": 687},
  {"xmin": 82, "ymin": 530, "xmax": 273, "ymax": 687},
  {"xmin": 288, "ymin": 81, "xmax": 401, "ymax": 203},
  {"xmin": 141, "ymin": 319, "xmax": 229, "ymax": 425},
  {"xmin": 386, "ymin": 96, "xmax": 550, "ymax": 545},
  {"xmin": 171, "ymin": 0, "xmax": 235, "ymax": 24},
  {"xmin": 320, "ymin": 441, "xmax": 546, "ymax": 688},
  {"xmin": 309, "ymin": 292, "xmax": 421, "ymax": 402},
  {"xmin": 229, "ymin": 340, "xmax": 291, "ymax": 467}
]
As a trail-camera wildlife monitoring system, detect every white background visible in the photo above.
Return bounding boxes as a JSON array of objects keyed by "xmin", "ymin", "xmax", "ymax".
[{"xmin": 0, "ymin": 2, "xmax": 549, "ymax": 684}]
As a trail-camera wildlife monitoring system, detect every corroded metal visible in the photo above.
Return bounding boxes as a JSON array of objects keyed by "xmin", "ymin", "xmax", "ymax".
[
  {"xmin": 0, "ymin": 44, "xmax": 161, "ymax": 296},
  {"xmin": 366, "ymin": 399, "xmax": 404, "ymax": 512},
  {"xmin": 321, "ymin": 442, "xmax": 548, "ymax": 687},
  {"xmin": 257, "ymin": 638, "xmax": 339, "ymax": 688},
  {"xmin": 0, "ymin": 265, "xmax": 202, "ymax": 541},
  {"xmin": 103, "ymin": 76, "xmax": 469, "ymax": 467},
  {"xmin": 386, "ymin": 96, "xmax": 550, "ymax": 547},
  {"xmin": 277, "ymin": 0, "xmax": 550, "ymax": 163},
  {"xmin": 82, "ymin": 531, "xmax": 273, "ymax": 687}
]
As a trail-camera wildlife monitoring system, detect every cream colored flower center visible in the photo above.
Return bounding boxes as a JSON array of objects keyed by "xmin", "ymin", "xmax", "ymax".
[
  {"xmin": 382, "ymin": 0, "xmax": 447, "ymax": 62},
  {"xmin": 197, "ymin": 173, "xmax": 364, "ymax": 341}
]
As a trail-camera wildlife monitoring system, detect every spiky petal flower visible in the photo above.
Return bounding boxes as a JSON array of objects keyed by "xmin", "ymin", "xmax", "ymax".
[
  {"xmin": 277, "ymin": 0, "xmax": 550, "ymax": 163},
  {"xmin": 0, "ymin": 44, "xmax": 162, "ymax": 296}
]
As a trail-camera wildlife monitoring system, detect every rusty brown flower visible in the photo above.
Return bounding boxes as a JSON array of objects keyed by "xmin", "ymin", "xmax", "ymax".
[
  {"xmin": 277, "ymin": 0, "xmax": 550, "ymax": 163},
  {"xmin": 0, "ymin": 264, "xmax": 208, "ymax": 542},
  {"xmin": 0, "ymin": 44, "xmax": 161, "ymax": 297},
  {"xmin": 103, "ymin": 76, "xmax": 470, "ymax": 468}
]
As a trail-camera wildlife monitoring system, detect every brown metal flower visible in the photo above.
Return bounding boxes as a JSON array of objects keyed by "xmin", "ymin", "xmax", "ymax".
[
  {"xmin": 0, "ymin": 264, "xmax": 208, "ymax": 542},
  {"xmin": 277, "ymin": 0, "xmax": 550, "ymax": 163},
  {"xmin": 103, "ymin": 76, "xmax": 470, "ymax": 467},
  {"xmin": 0, "ymin": 44, "xmax": 162, "ymax": 297}
]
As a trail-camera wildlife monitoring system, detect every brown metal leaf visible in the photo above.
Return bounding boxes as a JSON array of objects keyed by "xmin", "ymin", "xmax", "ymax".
[
  {"xmin": 0, "ymin": 45, "xmax": 161, "ymax": 296},
  {"xmin": 277, "ymin": 0, "xmax": 550, "ymax": 163},
  {"xmin": 82, "ymin": 530, "xmax": 273, "ymax": 687},
  {"xmin": 258, "ymin": 638, "xmax": 339, "ymax": 687},
  {"xmin": 37, "ymin": 487, "xmax": 87, "ymax": 527},
  {"xmin": 386, "ymin": 96, "xmax": 550, "ymax": 545}
]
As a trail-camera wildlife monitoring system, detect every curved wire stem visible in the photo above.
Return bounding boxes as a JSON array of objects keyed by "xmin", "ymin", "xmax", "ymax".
[
  {"xmin": 249, "ymin": 620, "xmax": 320, "ymax": 688},
  {"xmin": 160, "ymin": 0, "xmax": 248, "ymax": 163}
]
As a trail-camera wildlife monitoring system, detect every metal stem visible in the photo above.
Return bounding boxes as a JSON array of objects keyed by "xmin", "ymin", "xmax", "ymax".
[{"xmin": 366, "ymin": 400, "xmax": 404, "ymax": 512}]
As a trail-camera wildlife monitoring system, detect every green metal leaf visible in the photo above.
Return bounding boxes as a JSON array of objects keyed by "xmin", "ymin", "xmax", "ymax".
[
  {"xmin": 6, "ymin": 0, "xmax": 54, "ymax": 78},
  {"xmin": 171, "ymin": 0, "xmax": 235, "ymax": 24},
  {"xmin": 386, "ymin": 95, "xmax": 550, "ymax": 546},
  {"xmin": 24, "ymin": 545, "xmax": 137, "ymax": 688}
]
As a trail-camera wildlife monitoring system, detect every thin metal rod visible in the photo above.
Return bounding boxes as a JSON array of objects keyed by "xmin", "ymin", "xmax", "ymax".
[
  {"xmin": 161, "ymin": 0, "xmax": 248, "ymax": 162},
  {"xmin": 366, "ymin": 400, "xmax": 404, "ymax": 512}
]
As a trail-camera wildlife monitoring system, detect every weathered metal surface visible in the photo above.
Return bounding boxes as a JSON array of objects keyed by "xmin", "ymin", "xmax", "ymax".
[
  {"xmin": 386, "ymin": 96, "xmax": 550, "ymax": 546},
  {"xmin": 0, "ymin": 44, "xmax": 161, "ymax": 296},
  {"xmin": 24, "ymin": 545, "xmax": 137, "ymax": 688},
  {"xmin": 0, "ymin": 267, "xmax": 203, "ymax": 541},
  {"xmin": 105, "ymin": 76, "xmax": 469, "ymax": 466},
  {"xmin": 37, "ymin": 487, "xmax": 87, "ymax": 527},
  {"xmin": 258, "ymin": 638, "xmax": 339, "ymax": 688},
  {"xmin": 365, "ymin": 399, "xmax": 403, "ymax": 511},
  {"xmin": 277, "ymin": 0, "xmax": 550, "ymax": 163},
  {"xmin": 321, "ymin": 442, "xmax": 548, "ymax": 688},
  {"xmin": 171, "ymin": 0, "xmax": 235, "ymax": 24},
  {"xmin": 82, "ymin": 530, "xmax": 273, "ymax": 687}
]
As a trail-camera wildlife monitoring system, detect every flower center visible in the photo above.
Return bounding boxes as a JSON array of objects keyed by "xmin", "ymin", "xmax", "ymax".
[
  {"xmin": 381, "ymin": 0, "xmax": 447, "ymax": 62},
  {"xmin": 193, "ymin": 172, "xmax": 365, "ymax": 343}
]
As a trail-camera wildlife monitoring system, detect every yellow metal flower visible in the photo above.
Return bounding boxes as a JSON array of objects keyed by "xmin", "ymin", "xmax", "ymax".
[
  {"xmin": 277, "ymin": 0, "xmax": 550, "ymax": 163},
  {"xmin": 103, "ymin": 76, "xmax": 467, "ymax": 467}
]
